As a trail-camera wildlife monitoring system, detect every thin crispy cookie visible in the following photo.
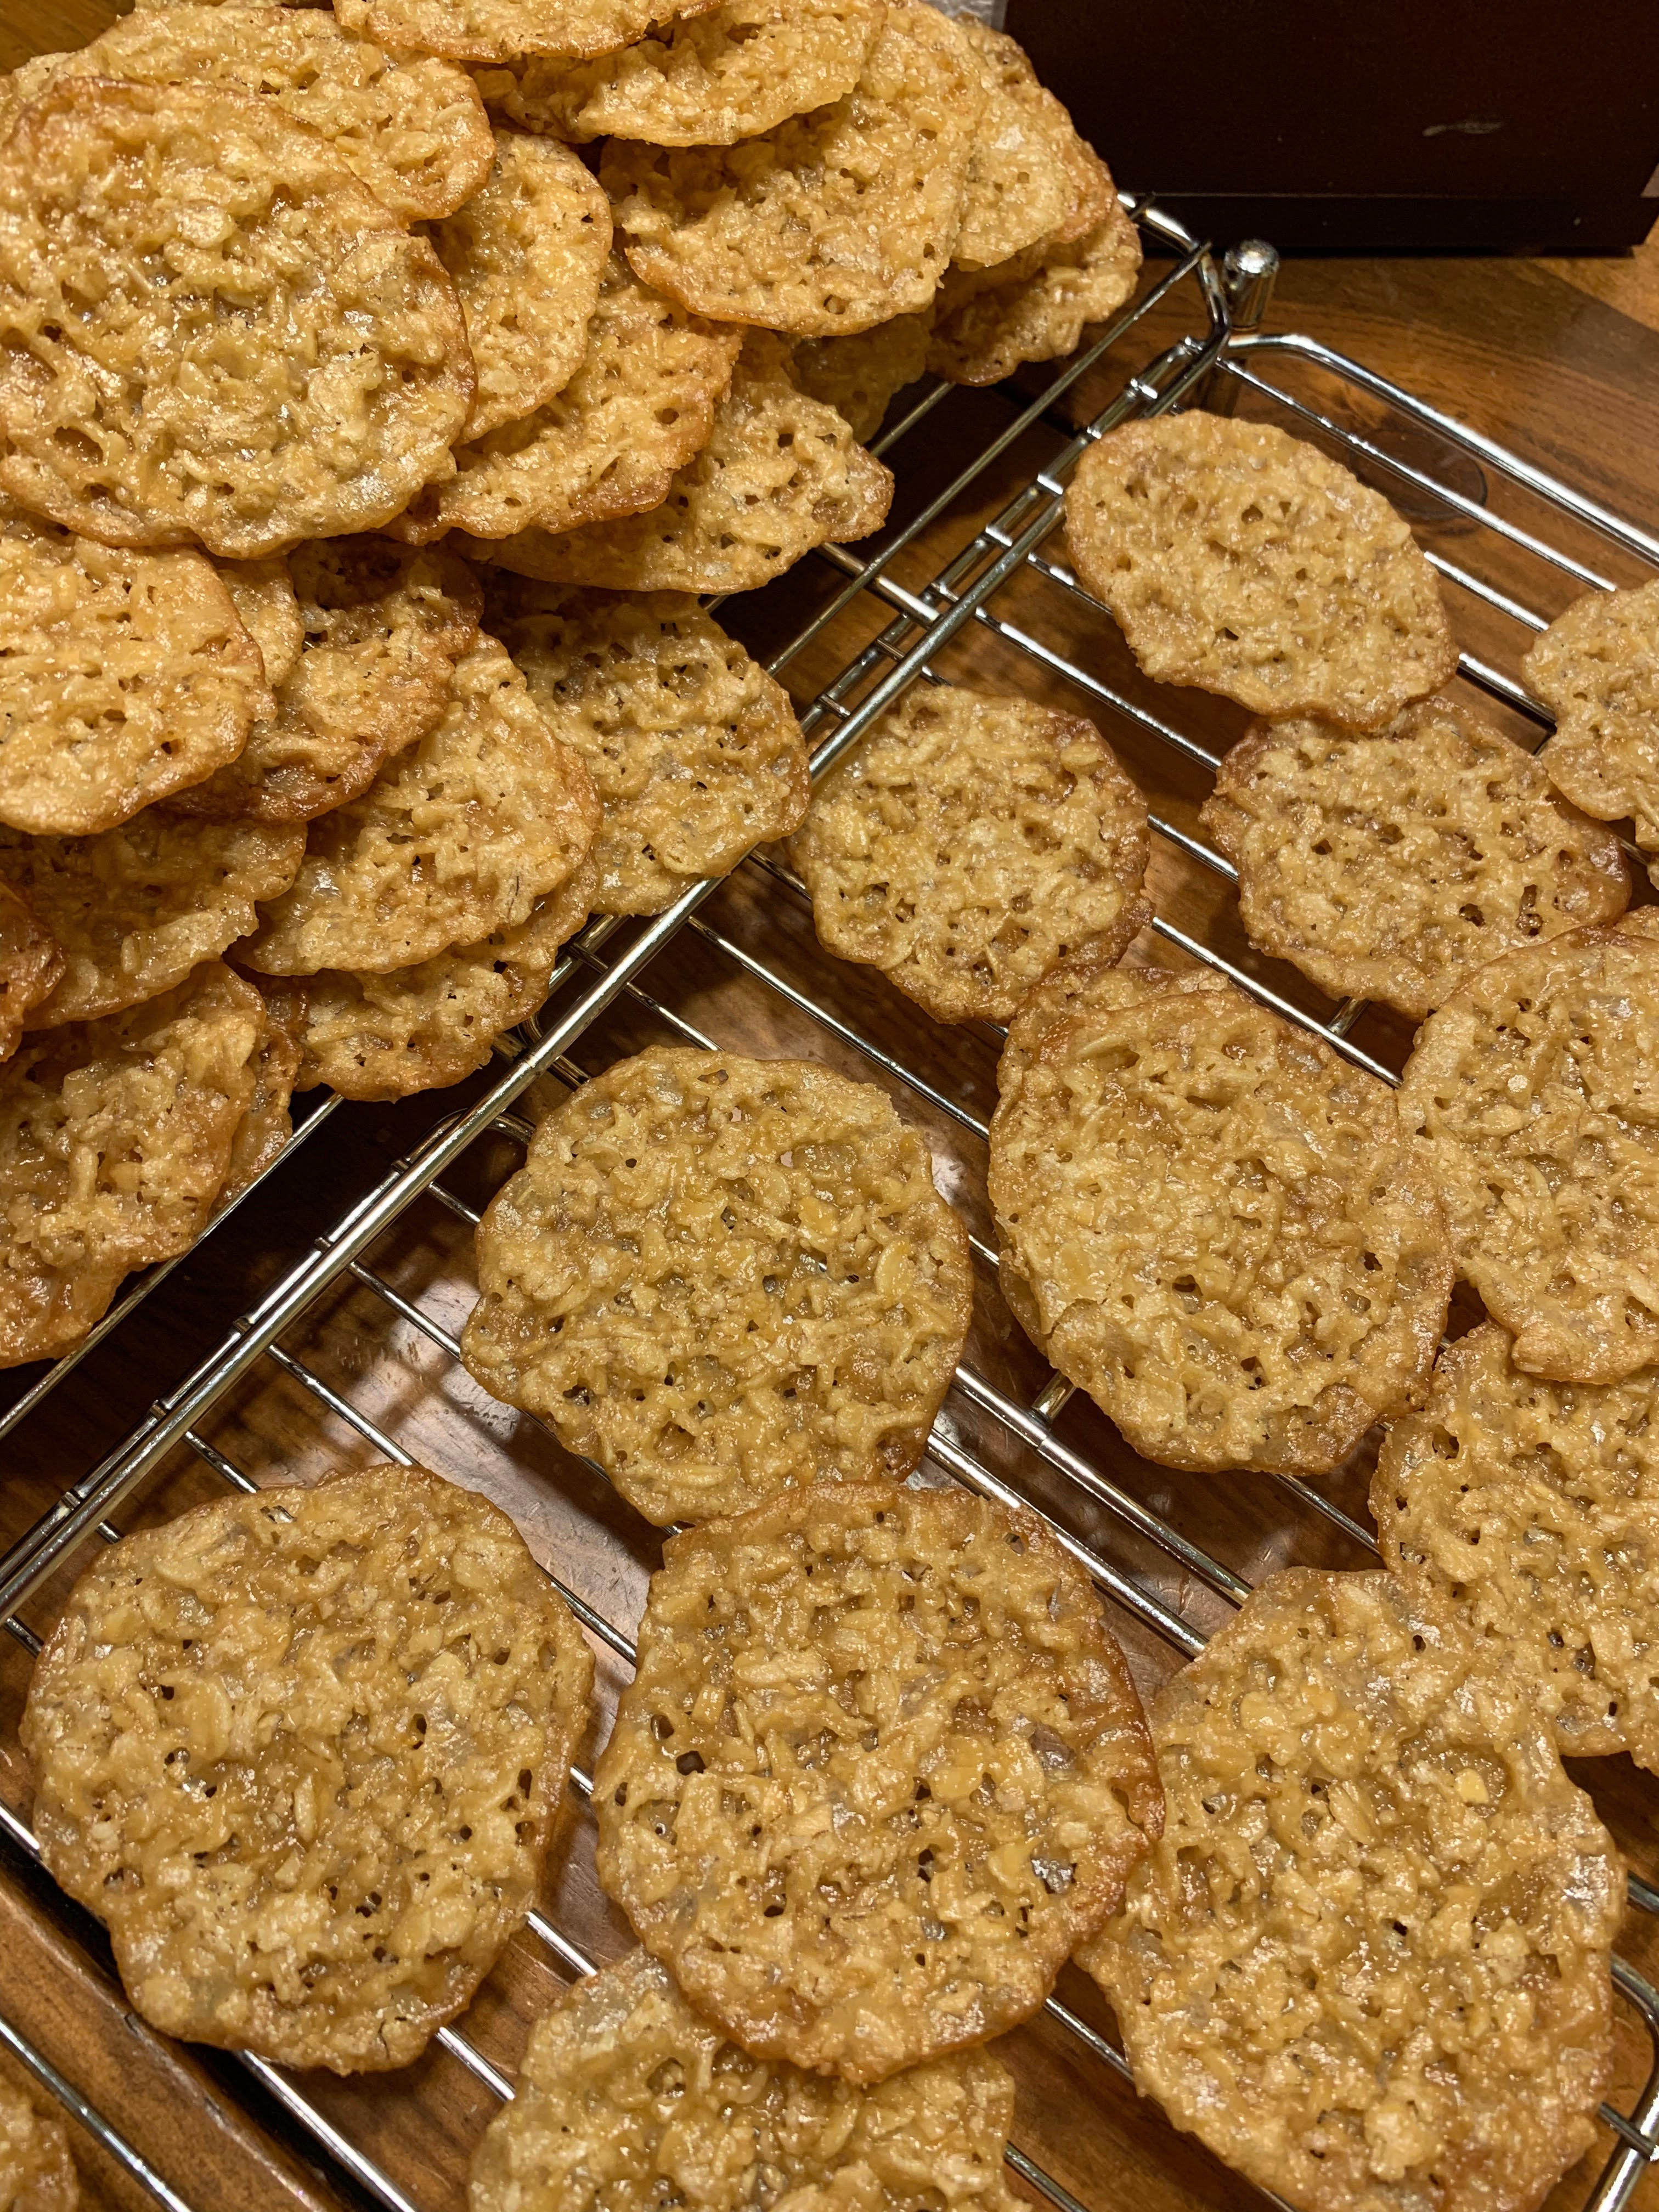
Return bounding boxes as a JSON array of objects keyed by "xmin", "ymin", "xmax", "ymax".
[
  {"xmin": 170, "ymin": 541, "xmax": 483, "ymax": 824},
  {"xmin": 1375, "ymin": 1323, "xmax": 1659, "ymax": 1773},
  {"xmin": 928, "ymin": 189, "xmax": 1142, "ymax": 387},
  {"xmin": 1080, "ymin": 1568, "xmax": 1625, "ymax": 2212},
  {"xmin": 283, "ymin": 855, "xmax": 595, "ymax": 1100},
  {"xmin": 470, "ymin": 334, "xmax": 892, "ymax": 592},
  {"xmin": 602, "ymin": 2, "xmax": 984, "ymax": 337},
  {"xmin": 461, "ymin": 1048, "xmax": 973, "ymax": 1524},
  {"xmin": 241, "ymin": 637, "xmax": 599, "ymax": 975},
  {"xmin": 792, "ymin": 685, "xmax": 1150, "ymax": 1024},
  {"xmin": 989, "ymin": 967, "xmax": 1453, "ymax": 1473},
  {"xmin": 490, "ymin": 583, "xmax": 809, "ymax": 915},
  {"xmin": 950, "ymin": 20, "xmax": 1110, "ymax": 272},
  {"xmin": 22, "ymin": 1464, "xmax": 594, "ymax": 2073},
  {"xmin": 0, "ymin": 963, "xmax": 265, "ymax": 1369},
  {"xmin": 358, "ymin": 0, "xmax": 724, "ymax": 66},
  {"xmin": 0, "ymin": 81, "xmax": 472, "ymax": 558},
  {"xmin": 1399, "ymin": 926, "xmax": 1659, "ymax": 1383},
  {"xmin": 52, "ymin": 7, "xmax": 495, "ymax": 222},
  {"xmin": 0, "ymin": 2064, "xmax": 76, "ymax": 2212},
  {"xmin": 0, "ymin": 505, "xmax": 271, "ymax": 837},
  {"xmin": 0, "ymin": 814, "xmax": 305, "ymax": 1029},
  {"xmin": 477, "ymin": 0, "xmax": 886, "ymax": 146},
  {"xmin": 1201, "ymin": 694, "xmax": 1631, "ymax": 1019},
  {"xmin": 594, "ymin": 1483, "xmax": 1163, "ymax": 2082},
  {"xmin": 217, "ymin": 999, "xmax": 303, "ymax": 1201},
  {"xmin": 469, "ymin": 1948, "xmax": 1024, "ymax": 2212},
  {"xmin": 0, "ymin": 885, "xmax": 63, "ymax": 1065},
  {"xmin": 433, "ymin": 130, "xmax": 613, "ymax": 442},
  {"xmin": 793, "ymin": 309, "xmax": 934, "ymax": 442},
  {"xmin": 395, "ymin": 252, "xmax": 741, "ymax": 544},
  {"xmin": 1064, "ymin": 411, "xmax": 1458, "ymax": 729},
  {"xmin": 1524, "ymin": 578, "xmax": 1659, "ymax": 870}
]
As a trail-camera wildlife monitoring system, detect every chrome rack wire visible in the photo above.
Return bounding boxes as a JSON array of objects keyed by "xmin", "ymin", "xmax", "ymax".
[
  {"xmin": 2, "ymin": 211, "xmax": 1659, "ymax": 2212},
  {"xmin": 0, "ymin": 2002, "xmax": 201, "ymax": 2212}
]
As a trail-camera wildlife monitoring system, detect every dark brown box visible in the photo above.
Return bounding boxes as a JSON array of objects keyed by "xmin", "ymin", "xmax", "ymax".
[{"xmin": 1003, "ymin": 0, "xmax": 1659, "ymax": 253}]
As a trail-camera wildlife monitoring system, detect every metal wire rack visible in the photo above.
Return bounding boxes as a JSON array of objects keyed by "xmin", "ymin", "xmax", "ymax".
[{"xmin": 3, "ymin": 204, "xmax": 1659, "ymax": 2212}]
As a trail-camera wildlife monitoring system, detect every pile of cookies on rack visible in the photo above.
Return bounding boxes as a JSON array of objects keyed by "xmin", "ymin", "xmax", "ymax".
[{"xmin": 0, "ymin": 0, "xmax": 1143, "ymax": 1376}]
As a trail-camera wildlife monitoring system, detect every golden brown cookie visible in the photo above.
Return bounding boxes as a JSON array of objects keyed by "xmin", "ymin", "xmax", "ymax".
[
  {"xmin": 1200, "ymin": 695, "xmax": 1631, "ymax": 1019},
  {"xmin": 470, "ymin": 334, "xmax": 893, "ymax": 592},
  {"xmin": 989, "ymin": 966, "xmax": 1453, "ymax": 1473},
  {"xmin": 282, "ymin": 854, "xmax": 595, "ymax": 1100},
  {"xmin": 22, "ymin": 1463, "xmax": 594, "ymax": 2073},
  {"xmin": 394, "ymin": 251, "xmax": 741, "ymax": 544},
  {"xmin": 461, "ymin": 1048, "xmax": 973, "ymax": 1523},
  {"xmin": 0, "ymin": 885, "xmax": 64, "ymax": 1067},
  {"xmin": 468, "ymin": 1948, "xmax": 1023, "ymax": 2212},
  {"xmin": 489, "ymin": 583, "xmax": 809, "ymax": 914},
  {"xmin": 217, "ymin": 997, "xmax": 303, "ymax": 1202},
  {"xmin": 950, "ymin": 20, "xmax": 1110, "ymax": 272},
  {"xmin": 241, "ymin": 636, "xmax": 599, "ymax": 975},
  {"xmin": 432, "ymin": 129, "xmax": 613, "ymax": 442},
  {"xmin": 168, "ymin": 540, "xmax": 483, "ymax": 825},
  {"xmin": 601, "ymin": 2, "xmax": 984, "ymax": 336},
  {"xmin": 47, "ymin": 7, "xmax": 495, "ymax": 222},
  {"xmin": 358, "ymin": 0, "xmax": 723, "ymax": 65},
  {"xmin": 0, "ymin": 816, "xmax": 304, "ymax": 1030},
  {"xmin": 1374, "ymin": 1322, "xmax": 1659, "ymax": 1771},
  {"xmin": 928, "ymin": 189, "xmax": 1142, "ymax": 387},
  {"xmin": 0, "ymin": 2062, "xmax": 77, "ymax": 2212},
  {"xmin": 0, "ymin": 81, "xmax": 473, "ymax": 557},
  {"xmin": 792, "ymin": 685, "xmax": 1149, "ymax": 1024},
  {"xmin": 792, "ymin": 309, "xmax": 934, "ymax": 442},
  {"xmin": 0, "ymin": 506, "xmax": 272, "ymax": 837},
  {"xmin": 1080, "ymin": 1568, "xmax": 1624, "ymax": 2212},
  {"xmin": 1064, "ymin": 412, "xmax": 1458, "ymax": 729},
  {"xmin": 0, "ymin": 963, "xmax": 266, "ymax": 1369},
  {"xmin": 476, "ymin": 0, "xmax": 887, "ymax": 146},
  {"xmin": 1524, "ymin": 577, "xmax": 1659, "ymax": 869},
  {"xmin": 1398, "ymin": 925, "xmax": 1659, "ymax": 1382},
  {"xmin": 595, "ymin": 1482, "xmax": 1163, "ymax": 2082}
]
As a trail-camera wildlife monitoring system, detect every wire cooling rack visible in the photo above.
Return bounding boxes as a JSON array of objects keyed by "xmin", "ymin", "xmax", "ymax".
[{"xmin": 4, "ymin": 206, "xmax": 1659, "ymax": 2212}]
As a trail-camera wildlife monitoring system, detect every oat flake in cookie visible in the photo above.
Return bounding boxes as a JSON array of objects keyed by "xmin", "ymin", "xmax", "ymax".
[
  {"xmin": 469, "ymin": 1948, "xmax": 1023, "ymax": 2212},
  {"xmin": 461, "ymin": 1048, "xmax": 973, "ymax": 1525},
  {"xmin": 22, "ymin": 1464, "xmax": 594, "ymax": 2073},
  {"xmin": 1081, "ymin": 1568, "xmax": 1625, "ymax": 2212},
  {"xmin": 594, "ymin": 1483, "xmax": 1161, "ymax": 2083}
]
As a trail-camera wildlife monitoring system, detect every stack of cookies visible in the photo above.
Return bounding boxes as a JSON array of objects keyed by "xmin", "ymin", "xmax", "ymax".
[{"xmin": 0, "ymin": 0, "xmax": 1148, "ymax": 1373}]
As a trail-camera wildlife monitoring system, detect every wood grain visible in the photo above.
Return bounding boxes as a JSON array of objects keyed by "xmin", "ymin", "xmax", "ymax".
[{"xmin": 1, "ymin": 13, "xmax": 1658, "ymax": 2210}]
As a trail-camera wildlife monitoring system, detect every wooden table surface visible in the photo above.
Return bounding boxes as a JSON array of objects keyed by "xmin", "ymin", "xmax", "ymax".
[{"xmin": 2, "ymin": 11, "xmax": 1658, "ymax": 2209}]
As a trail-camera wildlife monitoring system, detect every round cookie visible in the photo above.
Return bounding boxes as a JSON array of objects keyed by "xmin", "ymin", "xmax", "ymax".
[
  {"xmin": 240, "ymin": 637, "xmax": 600, "ymax": 976},
  {"xmin": 601, "ymin": 3, "xmax": 985, "ymax": 337},
  {"xmin": 0, "ymin": 885, "xmax": 64, "ymax": 1066},
  {"xmin": 989, "ymin": 965, "xmax": 1453, "ymax": 1474},
  {"xmin": 1398, "ymin": 925, "xmax": 1659, "ymax": 1382},
  {"xmin": 470, "ymin": 334, "xmax": 893, "ymax": 594},
  {"xmin": 793, "ymin": 310, "xmax": 935, "ymax": 443},
  {"xmin": 1080, "ymin": 1567, "xmax": 1625, "ymax": 2212},
  {"xmin": 490, "ymin": 584, "xmax": 809, "ymax": 915},
  {"xmin": 594, "ymin": 1482, "xmax": 1163, "ymax": 2083},
  {"xmin": 1374, "ymin": 1322, "xmax": 1659, "ymax": 1772},
  {"xmin": 0, "ymin": 506, "xmax": 271, "ymax": 837},
  {"xmin": 460, "ymin": 1048, "xmax": 973, "ymax": 1524},
  {"xmin": 172, "ymin": 541, "xmax": 483, "ymax": 826},
  {"xmin": 469, "ymin": 1948, "xmax": 1023, "ymax": 2212},
  {"xmin": 479, "ymin": 0, "xmax": 886, "ymax": 146},
  {"xmin": 928, "ymin": 190, "xmax": 1142, "ymax": 388},
  {"xmin": 950, "ymin": 20, "xmax": 1110, "ymax": 272},
  {"xmin": 358, "ymin": 0, "xmax": 724, "ymax": 66},
  {"xmin": 0, "ymin": 2064, "xmax": 76, "ymax": 2212},
  {"xmin": 1523, "ymin": 577, "xmax": 1659, "ymax": 866},
  {"xmin": 792, "ymin": 685, "xmax": 1149, "ymax": 1025},
  {"xmin": 432, "ymin": 130, "xmax": 613, "ymax": 442},
  {"xmin": 0, "ymin": 962, "xmax": 266, "ymax": 1369},
  {"xmin": 397, "ymin": 251, "xmax": 741, "ymax": 544},
  {"xmin": 0, "ymin": 81, "xmax": 473, "ymax": 557},
  {"xmin": 47, "ymin": 7, "xmax": 495, "ymax": 222},
  {"xmin": 0, "ymin": 815, "xmax": 305, "ymax": 1030},
  {"xmin": 1200, "ymin": 695, "xmax": 1631, "ymax": 1019},
  {"xmin": 1064, "ymin": 411, "xmax": 1458, "ymax": 730},
  {"xmin": 22, "ymin": 1463, "xmax": 594, "ymax": 2073},
  {"xmin": 282, "ymin": 853, "xmax": 596, "ymax": 1100}
]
